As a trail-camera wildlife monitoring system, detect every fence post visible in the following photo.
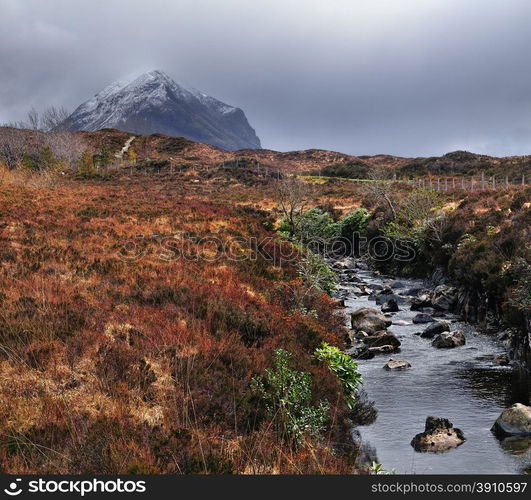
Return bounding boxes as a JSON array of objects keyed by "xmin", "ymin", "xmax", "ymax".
[
  {"xmin": 492, "ymin": 176, "xmax": 496, "ymax": 189},
  {"xmin": 523, "ymin": 174, "xmax": 526, "ymax": 186},
  {"xmin": 506, "ymin": 176, "xmax": 509, "ymax": 188},
  {"xmin": 481, "ymin": 171, "xmax": 485, "ymax": 190}
]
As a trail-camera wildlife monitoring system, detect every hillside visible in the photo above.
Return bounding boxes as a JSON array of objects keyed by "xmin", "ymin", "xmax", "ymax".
[{"xmin": 2, "ymin": 127, "xmax": 531, "ymax": 182}]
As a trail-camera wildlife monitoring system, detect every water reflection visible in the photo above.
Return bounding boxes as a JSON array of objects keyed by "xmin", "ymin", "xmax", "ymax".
[{"xmin": 456, "ymin": 366, "xmax": 531, "ymax": 407}]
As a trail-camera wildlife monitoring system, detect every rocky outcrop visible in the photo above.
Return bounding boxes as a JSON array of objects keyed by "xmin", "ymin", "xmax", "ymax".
[
  {"xmin": 432, "ymin": 330, "xmax": 466, "ymax": 348},
  {"xmin": 431, "ymin": 285, "xmax": 458, "ymax": 311},
  {"xmin": 411, "ymin": 416, "xmax": 465, "ymax": 452},
  {"xmin": 491, "ymin": 403, "xmax": 531, "ymax": 437},
  {"xmin": 351, "ymin": 308, "xmax": 391, "ymax": 335}
]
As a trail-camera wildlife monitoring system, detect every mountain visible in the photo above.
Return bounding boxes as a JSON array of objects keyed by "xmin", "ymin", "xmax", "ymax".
[{"xmin": 62, "ymin": 70, "xmax": 261, "ymax": 151}]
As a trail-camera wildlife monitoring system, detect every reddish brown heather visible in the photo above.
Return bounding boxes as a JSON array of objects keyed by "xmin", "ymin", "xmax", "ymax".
[{"xmin": 0, "ymin": 174, "xmax": 354, "ymax": 474}]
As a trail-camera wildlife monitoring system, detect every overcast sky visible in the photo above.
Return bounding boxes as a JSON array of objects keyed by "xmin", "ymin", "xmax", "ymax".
[{"xmin": 1, "ymin": 0, "xmax": 531, "ymax": 156}]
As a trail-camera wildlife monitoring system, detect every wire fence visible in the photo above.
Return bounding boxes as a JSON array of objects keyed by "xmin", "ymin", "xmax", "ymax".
[{"xmin": 411, "ymin": 173, "xmax": 528, "ymax": 191}]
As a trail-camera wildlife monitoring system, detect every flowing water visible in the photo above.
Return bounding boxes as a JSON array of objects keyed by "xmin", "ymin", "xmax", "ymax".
[{"xmin": 340, "ymin": 267, "xmax": 530, "ymax": 474}]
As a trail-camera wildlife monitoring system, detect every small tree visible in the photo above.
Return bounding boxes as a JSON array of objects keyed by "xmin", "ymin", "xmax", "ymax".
[
  {"xmin": 95, "ymin": 147, "xmax": 111, "ymax": 171},
  {"xmin": 276, "ymin": 178, "xmax": 313, "ymax": 237},
  {"xmin": 38, "ymin": 146, "xmax": 57, "ymax": 170},
  {"xmin": 77, "ymin": 149, "xmax": 96, "ymax": 177},
  {"xmin": 251, "ymin": 349, "xmax": 329, "ymax": 446}
]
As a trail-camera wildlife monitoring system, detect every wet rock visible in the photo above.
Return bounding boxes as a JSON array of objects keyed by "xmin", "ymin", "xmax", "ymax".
[
  {"xmin": 431, "ymin": 285, "xmax": 458, "ymax": 311},
  {"xmin": 390, "ymin": 280, "xmax": 406, "ymax": 289},
  {"xmin": 411, "ymin": 416, "xmax": 465, "ymax": 452},
  {"xmin": 432, "ymin": 330, "xmax": 466, "ymax": 348},
  {"xmin": 411, "ymin": 292, "xmax": 432, "ymax": 311},
  {"xmin": 379, "ymin": 285, "xmax": 394, "ymax": 296},
  {"xmin": 346, "ymin": 344, "xmax": 375, "ymax": 360},
  {"xmin": 497, "ymin": 331, "xmax": 510, "ymax": 342},
  {"xmin": 335, "ymin": 298, "xmax": 346, "ymax": 308},
  {"xmin": 420, "ymin": 321, "xmax": 450, "ymax": 339},
  {"xmin": 381, "ymin": 298, "xmax": 399, "ymax": 313},
  {"xmin": 383, "ymin": 359, "xmax": 411, "ymax": 370},
  {"xmin": 412, "ymin": 313, "xmax": 435, "ymax": 324},
  {"xmin": 333, "ymin": 258, "xmax": 356, "ymax": 270},
  {"xmin": 375, "ymin": 293, "xmax": 406, "ymax": 305},
  {"xmin": 351, "ymin": 308, "xmax": 391, "ymax": 334},
  {"xmin": 356, "ymin": 261, "xmax": 369, "ymax": 270},
  {"xmin": 368, "ymin": 345, "xmax": 398, "ymax": 355},
  {"xmin": 492, "ymin": 354, "xmax": 510, "ymax": 366},
  {"xmin": 491, "ymin": 403, "xmax": 531, "ymax": 437},
  {"xmin": 363, "ymin": 330, "xmax": 401, "ymax": 350}
]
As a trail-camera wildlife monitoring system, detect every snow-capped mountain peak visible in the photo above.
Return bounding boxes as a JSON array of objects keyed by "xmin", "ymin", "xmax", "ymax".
[{"xmin": 63, "ymin": 70, "xmax": 260, "ymax": 151}]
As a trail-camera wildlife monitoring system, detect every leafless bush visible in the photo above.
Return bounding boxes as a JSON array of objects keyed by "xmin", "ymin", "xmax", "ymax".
[
  {"xmin": 0, "ymin": 127, "xmax": 27, "ymax": 168},
  {"xmin": 364, "ymin": 166, "xmax": 397, "ymax": 219},
  {"xmin": 47, "ymin": 132, "xmax": 86, "ymax": 165},
  {"xmin": 276, "ymin": 177, "xmax": 313, "ymax": 236},
  {"xmin": 27, "ymin": 107, "xmax": 40, "ymax": 130},
  {"xmin": 41, "ymin": 106, "xmax": 70, "ymax": 132}
]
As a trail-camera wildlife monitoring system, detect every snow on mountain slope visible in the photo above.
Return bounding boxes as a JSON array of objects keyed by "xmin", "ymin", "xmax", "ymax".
[{"xmin": 64, "ymin": 70, "xmax": 261, "ymax": 151}]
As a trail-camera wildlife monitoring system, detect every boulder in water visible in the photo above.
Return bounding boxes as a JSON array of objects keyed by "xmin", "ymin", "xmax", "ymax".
[
  {"xmin": 363, "ymin": 330, "xmax": 401, "ymax": 350},
  {"xmin": 381, "ymin": 298, "xmax": 400, "ymax": 313},
  {"xmin": 411, "ymin": 416, "xmax": 465, "ymax": 452},
  {"xmin": 346, "ymin": 343, "xmax": 375, "ymax": 360},
  {"xmin": 432, "ymin": 330, "xmax": 466, "ymax": 348},
  {"xmin": 411, "ymin": 292, "xmax": 432, "ymax": 311},
  {"xmin": 351, "ymin": 308, "xmax": 391, "ymax": 334},
  {"xmin": 368, "ymin": 345, "xmax": 398, "ymax": 355},
  {"xmin": 491, "ymin": 403, "xmax": 531, "ymax": 437},
  {"xmin": 492, "ymin": 354, "xmax": 510, "ymax": 366},
  {"xmin": 383, "ymin": 359, "xmax": 411, "ymax": 370},
  {"xmin": 420, "ymin": 321, "xmax": 450, "ymax": 339},
  {"xmin": 390, "ymin": 280, "xmax": 406, "ymax": 289},
  {"xmin": 412, "ymin": 313, "xmax": 435, "ymax": 324}
]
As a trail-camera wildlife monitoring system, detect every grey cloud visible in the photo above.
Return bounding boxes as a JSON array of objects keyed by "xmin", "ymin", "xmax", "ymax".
[{"xmin": 1, "ymin": 0, "xmax": 531, "ymax": 156}]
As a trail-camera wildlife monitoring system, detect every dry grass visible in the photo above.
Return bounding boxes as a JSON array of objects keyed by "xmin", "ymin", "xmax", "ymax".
[{"xmin": 0, "ymin": 174, "xmax": 354, "ymax": 474}]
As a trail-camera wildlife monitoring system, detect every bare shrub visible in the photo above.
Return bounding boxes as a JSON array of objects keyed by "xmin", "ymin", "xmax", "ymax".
[{"xmin": 276, "ymin": 177, "xmax": 313, "ymax": 237}]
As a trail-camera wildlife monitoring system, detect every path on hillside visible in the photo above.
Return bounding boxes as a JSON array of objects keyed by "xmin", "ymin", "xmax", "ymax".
[{"xmin": 115, "ymin": 136, "xmax": 135, "ymax": 160}]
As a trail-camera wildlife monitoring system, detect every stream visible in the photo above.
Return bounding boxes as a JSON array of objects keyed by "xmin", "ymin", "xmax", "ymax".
[{"xmin": 334, "ymin": 262, "xmax": 531, "ymax": 474}]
